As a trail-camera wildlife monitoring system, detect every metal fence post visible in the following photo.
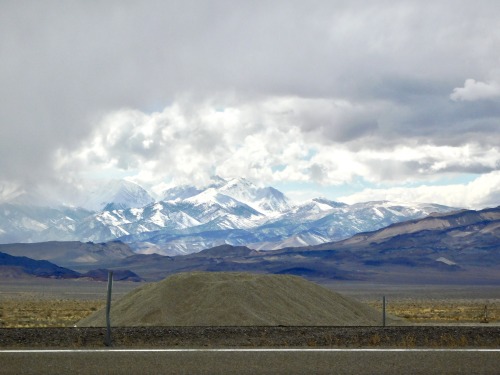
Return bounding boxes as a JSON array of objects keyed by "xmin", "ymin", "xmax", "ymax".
[
  {"xmin": 382, "ymin": 296, "xmax": 386, "ymax": 327},
  {"xmin": 105, "ymin": 270, "xmax": 113, "ymax": 346}
]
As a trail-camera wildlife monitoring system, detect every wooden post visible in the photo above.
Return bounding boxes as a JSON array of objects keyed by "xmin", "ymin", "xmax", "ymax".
[
  {"xmin": 105, "ymin": 270, "xmax": 113, "ymax": 346},
  {"xmin": 482, "ymin": 305, "xmax": 489, "ymax": 323},
  {"xmin": 382, "ymin": 296, "xmax": 386, "ymax": 327}
]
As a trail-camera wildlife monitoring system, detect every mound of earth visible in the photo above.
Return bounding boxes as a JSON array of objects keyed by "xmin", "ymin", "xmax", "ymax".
[{"xmin": 78, "ymin": 272, "xmax": 392, "ymax": 326}]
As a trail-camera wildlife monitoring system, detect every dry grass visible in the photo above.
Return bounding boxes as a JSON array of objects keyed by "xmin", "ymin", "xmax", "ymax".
[
  {"xmin": 0, "ymin": 300, "xmax": 105, "ymax": 328},
  {"xmin": 367, "ymin": 300, "xmax": 500, "ymax": 324},
  {"xmin": 1, "ymin": 299, "xmax": 499, "ymax": 328},
  {"xmin": 1, "ymin": 276, "xmax": 499, "ymax": 328}
]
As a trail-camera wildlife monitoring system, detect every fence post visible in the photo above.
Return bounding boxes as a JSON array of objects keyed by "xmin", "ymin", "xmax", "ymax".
[
  {"xmin": 382, "ymin": 296, "xmax": 386, "ymax": 327},
  {"xmin": 105, "ymin": 270, "xmax": 113, "ymax": 346},
  {"xmin": 482, "ymin": 305, "xmax": 489, "ymax": 323}
]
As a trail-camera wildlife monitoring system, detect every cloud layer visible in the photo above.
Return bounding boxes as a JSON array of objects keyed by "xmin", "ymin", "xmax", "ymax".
[
  {"xmin": 450, "ymin": 79, "xmax": 500, "ymax": 102},
  {"xmin": 1, "ymin": 1, "xmax": 500, "ymax": 208}
]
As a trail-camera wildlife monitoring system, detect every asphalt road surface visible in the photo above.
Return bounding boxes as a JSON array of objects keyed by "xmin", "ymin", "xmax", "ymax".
[{"xmin": 1, "ymin": 349, "xmax": 499, "ymax": 374}]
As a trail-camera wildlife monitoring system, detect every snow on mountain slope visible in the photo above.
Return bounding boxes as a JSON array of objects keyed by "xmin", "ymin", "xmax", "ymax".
[
  {"xmin": 163, "ymin": 177, "xmax": 293, "ymax": 214},
  {"xmin": 177, "ymin": 188, "xmax": 266, "ymax": 228},
  {"xmin": 0, "ymin": 203, "xmax": 94, "ymax": 243},
  {"xmin": 0, "ymin": 177, "xmax": 458, "ymax": 255},
  {"xmin": 162, "ymin": 185, "xmax": 204, "ymax": 202},
  {"xmin": 77, "ymin": 179, "xmax": 155, "ymax": 211},
  {"xmin": 244, "ymin": 200, "xmax": 454, "ymax": 252},
  {"xmin": 122, "ymin": 199, "xmax": 456, "ymax": 255},
  {"xmin": 217, "ymin": 177, "xmax": 293, "ymax": 214},
  {"xmin": 77, "ymin": 189, "xmax": 267, "ymax": 245},
  {"xmin": 161, "ymin": 176, "xmax": 226, "ymax": 201},
  {"xmin": 282, "ymin": 198, "xmax": 348, "ymax": 222}
]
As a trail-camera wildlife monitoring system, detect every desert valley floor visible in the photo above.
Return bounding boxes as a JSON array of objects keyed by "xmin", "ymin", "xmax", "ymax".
[{"xmin": 1, "ymin": 276, "xmax": 499, "ymax": 328}]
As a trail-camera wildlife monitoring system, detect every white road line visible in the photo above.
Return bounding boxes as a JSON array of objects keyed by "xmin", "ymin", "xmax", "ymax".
[{"xmin": 1, "ymin": 348, "xmax": 499, "ymax": 353}]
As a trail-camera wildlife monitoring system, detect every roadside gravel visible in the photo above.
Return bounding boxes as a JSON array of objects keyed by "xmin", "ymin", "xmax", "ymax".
[{"xmin": 1, "ymin": 326, "xmax": 499, "ymax": 348}]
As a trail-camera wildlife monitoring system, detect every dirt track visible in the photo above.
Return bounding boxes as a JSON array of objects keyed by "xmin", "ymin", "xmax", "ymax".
[{"xmin": 1, "ymin": 326, "xmax": 499, "ymax": 348}]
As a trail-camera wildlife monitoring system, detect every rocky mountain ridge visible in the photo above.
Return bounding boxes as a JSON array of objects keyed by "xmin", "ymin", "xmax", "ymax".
[
  {"xmin": 0, "ymin": 177, "xmax": 457, "ymax": 254},
  {"xmin": 0, "ymin": 206, "xmax": 498, "ymax": 284},
  {"xmin": 0, "ymin": 249, "xmax": 142, "ymax": 281}
]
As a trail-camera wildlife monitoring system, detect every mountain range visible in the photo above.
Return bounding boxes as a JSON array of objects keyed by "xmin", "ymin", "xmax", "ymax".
[
  {"xmin": 0, "ymin": 177, "xmax": 457, "ymax": 255},
  {"xmin": 0, "ymin": 248, "xmax": 142, "ymax": 281},
  {"xmin": 1, "ymin": 206, "xmax": 498, "ymax": 284},
  {"xmin": 0, "ymin": 251, "xmax": 81, "ymax": 279},
  {"xmin": 102, "ymin": 204, "xmax": 500, "ymax": 284}
]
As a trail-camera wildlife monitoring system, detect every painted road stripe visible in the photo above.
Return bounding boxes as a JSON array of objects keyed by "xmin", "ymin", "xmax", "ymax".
[{"xmin": 1, "ymin": 348, "xmax": 499, "ymax": 353}]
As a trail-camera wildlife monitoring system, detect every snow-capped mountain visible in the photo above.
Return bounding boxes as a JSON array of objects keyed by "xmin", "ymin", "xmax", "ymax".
[
  {"xmin": 161, "ymin": 176, "xmax": 226, "ymax": 201},
  {"xmin": 0, "ymin": 203, "xmax": 93, "ymax": 243},
  {"xmin": 224, "ymin": 199, "xmax": 455, "ymax": 251},
  {"xmin": 0, "ymin": 177, "xmax": 458, "ymax": 255},
  {"xmin": 161, "ymin": 177, "xmax": 293, "ymax": 215},
  {"xmin": 118, "ymin": 194, "xmax": 455, "ymax": 255},
  {"xmin": 75, "ymin": 179, "xmax": 155, "ymax": 211},
  {"xmin": 216, "ymin": 177, "xmax": 294, "ymax": 214}
]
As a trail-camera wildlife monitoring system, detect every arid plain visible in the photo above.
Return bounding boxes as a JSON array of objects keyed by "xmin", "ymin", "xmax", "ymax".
[{"xmin": 1, "ymin": 277, "xmax": 498, "ymax": 328}]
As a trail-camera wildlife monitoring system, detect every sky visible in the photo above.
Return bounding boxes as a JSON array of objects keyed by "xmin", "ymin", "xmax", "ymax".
[{"xmin": 1, "ymin": 0, "xmax": 500, "ymax": 209}]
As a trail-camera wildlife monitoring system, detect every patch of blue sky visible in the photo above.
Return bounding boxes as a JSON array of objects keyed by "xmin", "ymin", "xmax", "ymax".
[
  {"xmin": 412, "ymin": 173, "xmax": 477, "ymax": 187},
  {"xmin": 275, "ymin": 174, "xmax": 479, "ymax": 203},
  {"xmin": 275, "ymin": 180, "xmax": 369, "ymax": 203},
  {"xmin": 304, "ymin": 148, "xmax": 317, "ymax": 160},
  {"xmin": 378, "ymin": 173, "xmax": 478, "ymax": 189},
  {"xmin": 142, "ymin": 100, "xmax": 174, "ymax": 115},
  {"xmin": 271, "ymin": 164, "xmax": 287, "ymax": 173}
]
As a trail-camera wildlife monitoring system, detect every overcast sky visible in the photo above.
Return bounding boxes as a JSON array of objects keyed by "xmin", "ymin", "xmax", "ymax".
[{"xmin": 1, "ymin": 0, "xmax": 499, "ymax": 208}]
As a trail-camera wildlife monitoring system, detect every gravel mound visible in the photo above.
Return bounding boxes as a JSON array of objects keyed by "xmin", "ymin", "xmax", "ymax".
[{"xmin": 78, "ymin": 272, "xmax": 390, "ymax": 326}]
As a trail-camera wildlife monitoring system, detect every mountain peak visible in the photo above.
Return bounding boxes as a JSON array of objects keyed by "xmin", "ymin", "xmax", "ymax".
[
  {"xmin": 312, "ymin": 197, "xmax": 347, "ymax": 208},
  {"xmin": 216, "ymin": 178, "xmax": 293, "ymax": 214},
  {"xmin": 78, "ymin": 179, "xmax": 154, "ymax": 211}
]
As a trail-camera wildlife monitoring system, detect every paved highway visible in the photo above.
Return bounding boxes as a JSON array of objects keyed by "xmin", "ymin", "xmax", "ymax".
[{"xmin": 1, "ymin": 348, "xmax": 499, "ymax": 374}]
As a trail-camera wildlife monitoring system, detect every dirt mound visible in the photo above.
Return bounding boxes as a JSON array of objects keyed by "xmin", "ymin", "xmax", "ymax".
[{"xmin": 78, "ymin": 272, "xmax": 390, "ymax": 326}]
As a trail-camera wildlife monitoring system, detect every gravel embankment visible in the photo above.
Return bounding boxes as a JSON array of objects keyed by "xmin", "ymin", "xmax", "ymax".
[{"xmin": 1, "ymin": 326, "xmax": 499, "ymax": 348}]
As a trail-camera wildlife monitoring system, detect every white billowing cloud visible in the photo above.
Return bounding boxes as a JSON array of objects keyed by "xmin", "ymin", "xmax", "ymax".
[
  {"xmin": 51, "ymin": 97, "xmax": 386, "ymax": 191},
  {"xmin": 339, "ymin": 171, "xmax": 500, "ymax": 209},
  {"xmin": 54, "ymin": 97, "xmax": 500, "ymax": 201},
  {"xmin": 450, "ymin": 79, "xmax": 500, "ymax": 101},
  {"xmin": 58, "ymin": 98, "xmax": 316, "ymax": 190}
]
